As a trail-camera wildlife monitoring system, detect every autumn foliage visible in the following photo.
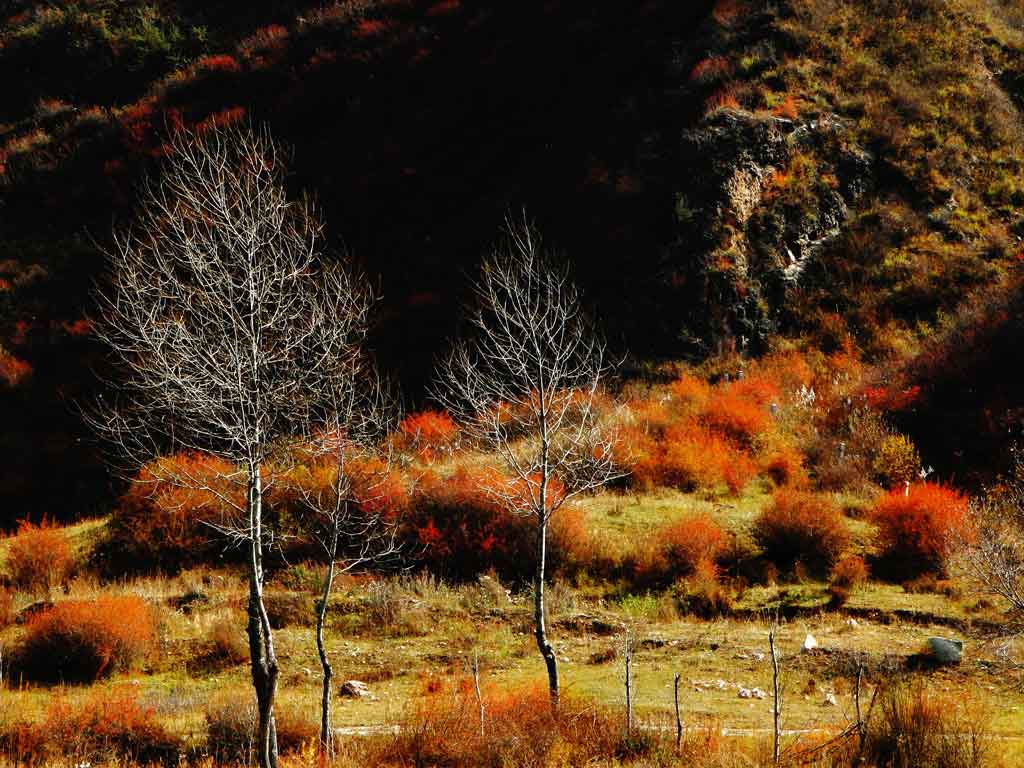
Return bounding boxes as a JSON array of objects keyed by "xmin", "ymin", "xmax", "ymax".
[
  {"xmin": 404, "ymin": 467, "xmax": 582, "ymax": 583},
  {"xmin": 398, "ymin": 409, "xmax": 459, "ymax": 459},
  {"xmin": 4, "ymin": 518, "xmax": 74, "ymax": 593},
  {"xmin": 753, "ymin": 489, "xmax": 850, "ymax": 574},
  {"xmin": 371, "ymin": 680, "xmax": 727, "ymax": 768},
  {"xmin": 0, "ymin": 587, "xmax": 13, "ymax": 629},
  {"xmin": 872, "ymin": 483, "xmax": 968, "ymax": 574},
  {"xmin": 830, "ymin": 554, "xmax": 869, "ymax": 589},
  {"xmin": 650, "ymin": 515, "xmax": 727, "ymax": 583},
  {"xmin": 102, "ymin": 453, "xmax": 241, "ymax": 573},
  {"xmin": 33, "ymin": 689, "xmax": 179, "ymax": 766},
  {"xmin": 17, "ymin": 596, "xmax": 157, "ymax": 683}
]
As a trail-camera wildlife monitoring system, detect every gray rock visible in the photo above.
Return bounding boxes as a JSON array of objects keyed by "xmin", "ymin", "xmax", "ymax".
[{"xmin": 926, "ymin": 637, "xmax": 963, "ymax": 665}]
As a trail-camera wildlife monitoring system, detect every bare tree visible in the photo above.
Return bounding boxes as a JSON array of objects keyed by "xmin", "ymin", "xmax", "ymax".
[
  {"xmin": 435, "ymin": 215, "xmax": 621, "ymax": 707},
  {"xmin": 90, "ymin": 123, "xmax": 371, "ymax": 768},
  {"xmin": 948, "ymin": 454, "xmax": 1024, "ymax": 639},
  {"xmin": 287, "ymin": 366, "xmax": 403, "ymax": 758}
]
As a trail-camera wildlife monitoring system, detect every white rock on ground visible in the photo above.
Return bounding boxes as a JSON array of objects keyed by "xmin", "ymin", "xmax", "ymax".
[
  {"xmin": 339, "ymin": 680, "xmax": 374, "ymax": 699},
  {"xmin": 801, "ymin": 634, "xmax": 818, "ymax": 652}
]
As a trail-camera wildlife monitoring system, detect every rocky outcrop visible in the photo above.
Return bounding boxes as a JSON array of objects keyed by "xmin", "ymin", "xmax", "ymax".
[{"xmin": 672, "ymin": 108, "xmax": 873, "ymax": 351}]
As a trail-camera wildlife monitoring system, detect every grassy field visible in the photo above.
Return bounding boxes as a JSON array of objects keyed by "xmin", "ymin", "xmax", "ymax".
[{"xmin": 2, "ymin": 509, "xmax": 1021, "ymax": 764}]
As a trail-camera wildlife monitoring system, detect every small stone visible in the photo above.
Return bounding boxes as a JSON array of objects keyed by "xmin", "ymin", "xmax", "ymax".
[
  {"xmin": 739, "ymin": 687, "xmax": 753, "ymax": 699},
  {"xmin": 801, "ymin": 634, "xmax": 818, "ymax": 653},
  {"xmin": 753, "ymin": 652, "xmax": 766, "ymax": 662},
  {"xmin": 751, "ymin": 688, "xmax": 767, "ymax": 700},
  {"xmin": 823, "ymin": 693, "xmax": 838, "ymax": 706},
  {"xmin": 846, "ymin": 619, "xmax": 858, "ymax": 628},
  {"xmin": 716, "ymin": 679, "xmax": 727, "ymax": 690}
]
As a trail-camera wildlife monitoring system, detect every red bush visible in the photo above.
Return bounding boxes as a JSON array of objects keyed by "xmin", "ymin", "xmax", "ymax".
[
  {"xmin": 405, "ymin": 467, "xmax": 580, "ymax": 582},
  {"xmin": 872, "ymin": 483, "xmax": 968, "ymax": 573},
  {"xmin": 18, "ymin": 596, "xmax": 157, "ymax": 683},
  {"xmin": 722, "ymin": 451, "xmax": 757, "ymax": 495},
  {"xmin": 712, "ymin": 0, "xmax": 746, "ymax": 25},
  {"xmin": 196, "ymin": 106, "xmax": 247, "ymax": 134},
  {"xmin": 753, "ymin": 489, "xmax": 850, "ymax": 574},
  {"xmin": 760, "ymin": 444, "xmax": 807, "ymax": 487},
  {"xmin": 5, "ymin": 518, "xmax": 73, "ymax": 593},
  {"xmin": 0, "ymin": 349, "xmax": 31, "ymax": 387},
  {"xmin": 663, "ymin": 422, "xmax": 756, "ymax": 494},
  {"xmin": 705, "ymin": 87, "xmax": 741, "ymax": 113},
  {"xmin": 773, "ymin": 95, "xmax": 799, "ymax": 120},
  {"xmin": 0, "ymin": 587, "xmax": 13, "ymax": 629},
  {"xmin": 690, "ymin": 56, "xmax": 732, "ymax": 83},
  {"xmin": 39, "ymin": 688, "xmax": 180, "ymax": 765},
  {"xmin": 701, "ymin": 390, "xmax": 771, "ymax": 443},
  {"xmin": 195, "ymin": 54, "xmax": 241, "ymax": 74},
  {"xmin": 398, "ymin": 409, "xmax": 459, "ymax": 459},
  {"xmin": 350, "ymin": 456, "xmax": 411, "ymax": 518},
  {"xmin": 669, "ymin": 373, "xmax": 710, "ymax": 408},
  {"xmin": 102, "ymin": 453, "xmax": 241, "ymax": 573},
  {"xmin": 375, "ymin": 681, "xmax": 698, "ymax": 768},
  {"xmin": 659, "ymin": 515, "xmax": 727, "ymax": 578},
  {"xmin": 830, "ymin": 554, "xmax": 869, "ymax": 589}
]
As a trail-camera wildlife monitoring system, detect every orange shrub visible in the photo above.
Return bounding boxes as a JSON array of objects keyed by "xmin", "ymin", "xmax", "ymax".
[
  {"xmin": 0, "ymin": 587, "xmax": 13, "ymax": 629},
  {"xmin": 398, "ymin": 409, "xmax": 459, "ymax": 459},
  {"xmin": 670, "ymin": 373, "xmax": 712, "ymax": 407},
  {"xmin": 773, "ymin": 95, "xmax": 799, "ymax": 120},
  {"xmin": 405, "ymin": 467, "xmax": 580, "ymax": 583},
  {"xmin": 5, "ymin": 518, "xmax": 73, "ymax": 593},
  {"xmin": 727, "ymin": 373, "xmax": 780, "ymax": 407},
  {"xmin": 760, "ymin": 444, "xmax": 807, "ymax": 487},
  {"xmin": 700, "ymin": 390, "xmax": 771, "ymax": 443},
  {"xmin": 872, "ymin": 483, "xmax": 968, "ymax": 573},
  {"xmin": 705, "ymin": 87, "xmax": 741, "ymax": 113},
  {"xmin": 17, "ymin": 596, "xmax": 157, "ymax": 683},
  {"xmin": 351, "ymin": 456, "xmax": 411, "ymax": 518},
  {"xmin": 101, "ymin": 453, "xmax": 241, "ymax": 574},
  {"xmin": 195, "ymin": 54, "xmax": 241, "ymax": 73},
  {"xmin": 753, "ymin": 489, "xmax": 850, "ymax": 574},
  {"xmin": 659, "ymin": 515, "xmax": 727, "ymax": 578},
  {"xmin": 660, "ymin": 426, "xmax": 728, "ymax": 489},
  {"xmin": 722, "ymin": 451, "xmax": 757, "ymax": 495},
  {"xmin": 372, "ymin": 680, "xmax": 719, "ymax": 768},
  {"xmin": 636, "ymin": 422, "xmax": 758, "ymax": 496},
  {"xmin": 39, "ymin": 688, "xmax": 180, "ymax": 765},
  {"xmin": 756, "ymin": 349, "xmax": 815, "ymax": 392},
  {"xmin": 690, "ymin": 56, "xmax": 732, "ymax": 83},
  {"xmin": 830, "ymin": 554, "xmax": 869, "ymax": 589}
]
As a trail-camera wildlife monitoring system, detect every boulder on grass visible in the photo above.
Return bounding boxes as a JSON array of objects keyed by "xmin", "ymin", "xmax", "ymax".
[
  {"xmin": 339, "ymin": 680, "xmax": 373, "ymax": 699},
  {"xmin": 926, "ymin": 637, "xmax": 963, "ymax": 665}
]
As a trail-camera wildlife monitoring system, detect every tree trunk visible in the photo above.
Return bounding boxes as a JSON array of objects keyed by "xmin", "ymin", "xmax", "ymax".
[
  {"xmin": 533, "ymin": 518, "xmax": 559, "ymax": 709},
  {"xmin": 317, "ymin": 555, "xmax": 336, "ymax": 757},
  {"xmin": 246, "ymin": 464, "xmax": 280, "ymax": 768}
]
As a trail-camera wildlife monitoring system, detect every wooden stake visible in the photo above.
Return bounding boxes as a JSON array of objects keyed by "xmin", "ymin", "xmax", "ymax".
[
  {"xmin": 769, "ymin": 627, "xmax": 781, "ymax": 766},
  {"xmin": 624, "ymin": 633, "xmax": 634, "ymax": 735},
  {"xmin": 674, "ymin": 671, "xmax": 683, "ymax": 749}
]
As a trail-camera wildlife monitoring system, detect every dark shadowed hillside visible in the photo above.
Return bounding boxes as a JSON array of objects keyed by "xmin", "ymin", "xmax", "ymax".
[{"xmin": 3, "ymin": 0, "xmax": 1024, "ymax": 522}]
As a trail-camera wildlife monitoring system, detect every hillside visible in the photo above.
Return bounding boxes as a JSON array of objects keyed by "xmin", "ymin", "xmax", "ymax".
[{"xmin": 1, "ymin": 0, "xmax": 1023, "ymax": 510}]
